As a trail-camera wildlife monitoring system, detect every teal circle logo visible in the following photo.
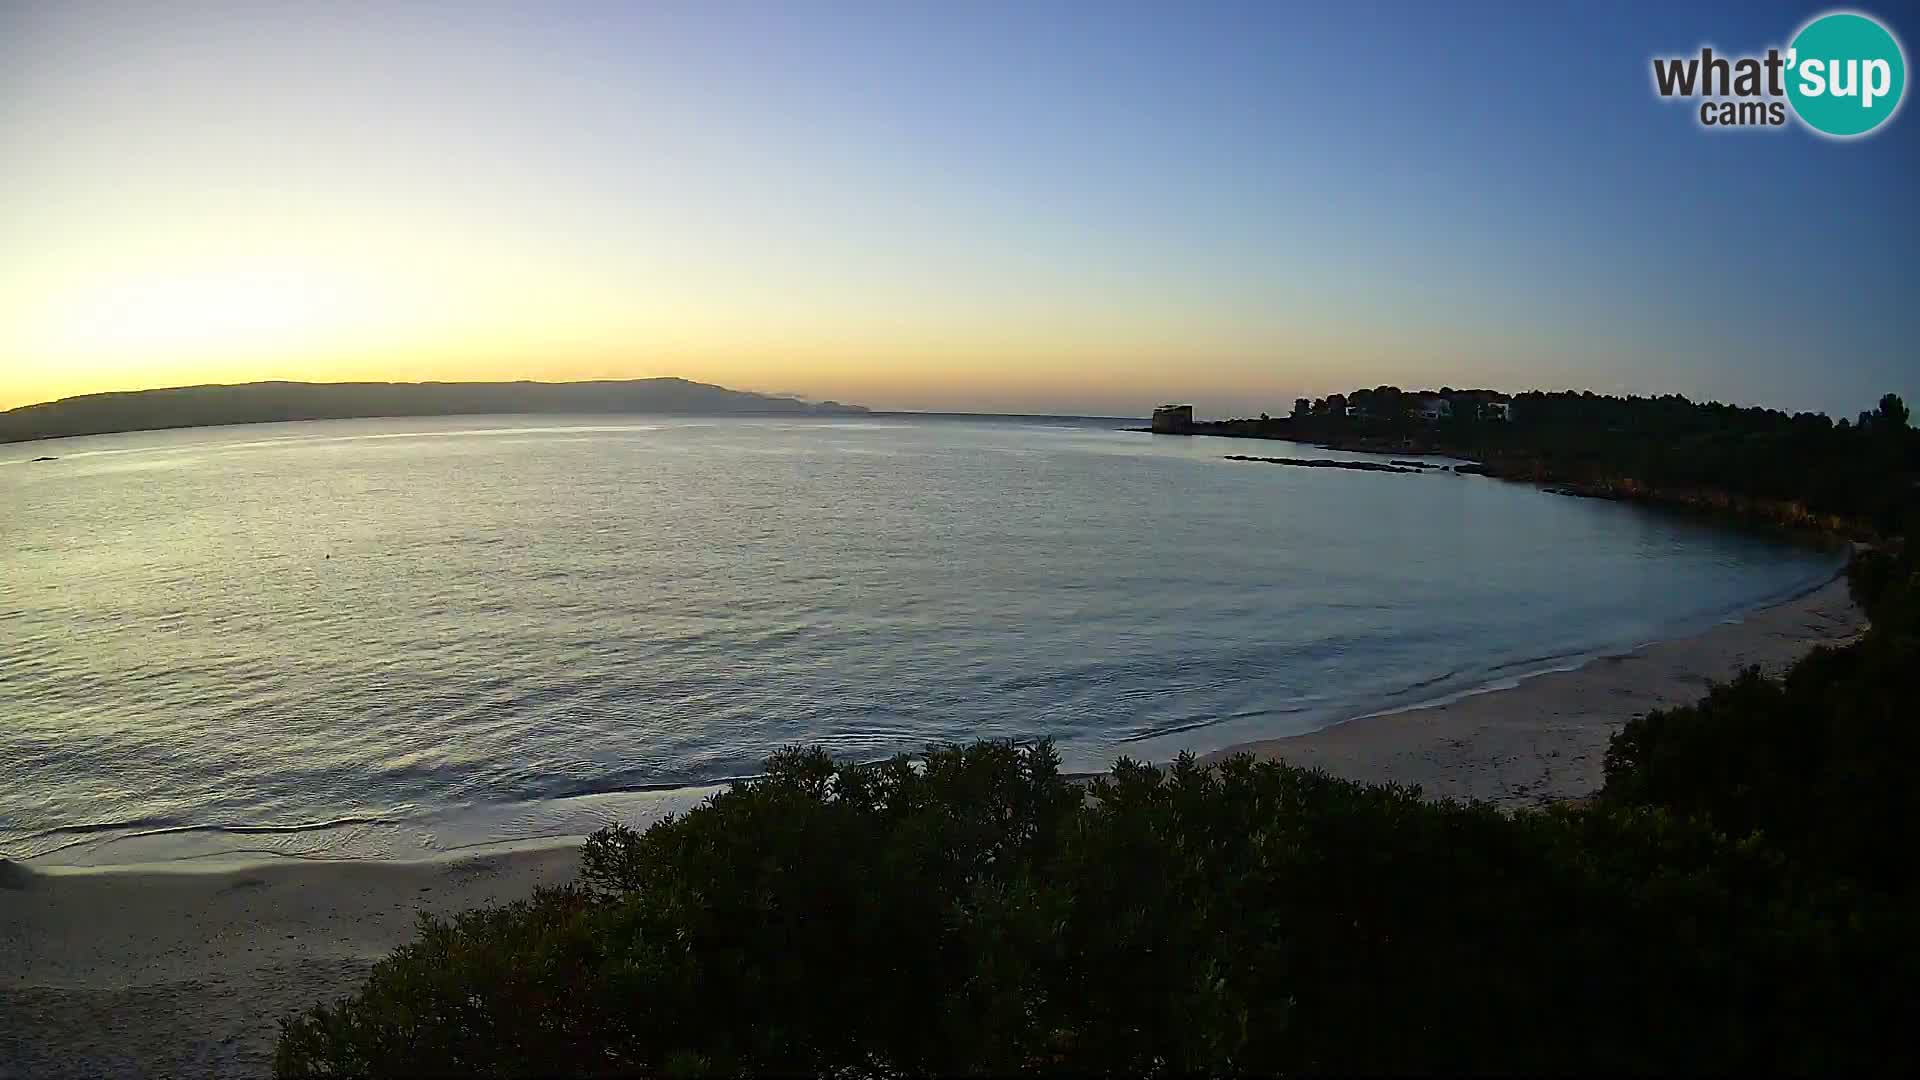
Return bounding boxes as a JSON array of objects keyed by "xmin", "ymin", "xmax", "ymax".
[{"xmin": 1787, "ymin": 12, "xmax": 1906, "ymax": 137}]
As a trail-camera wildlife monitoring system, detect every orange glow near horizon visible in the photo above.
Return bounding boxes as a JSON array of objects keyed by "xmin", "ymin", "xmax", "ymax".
[
  {"xmin": 0, "ymin": 4, "xmax": 1683, "ymax": 420},
  {"xmin": 0, "ymin": 207, "xmax": 1500, "ymax": 414},
  {"xmin": 6, "ymin": 4, "xmax": 1910, "ymax": 421}
]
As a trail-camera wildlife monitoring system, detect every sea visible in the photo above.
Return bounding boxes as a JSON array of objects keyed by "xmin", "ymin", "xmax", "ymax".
[{"xmin": 0, "ymin": 414, "xmax": 1841, "ymax": 866}]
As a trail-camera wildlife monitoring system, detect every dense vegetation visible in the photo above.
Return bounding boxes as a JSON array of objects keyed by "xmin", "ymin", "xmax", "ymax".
[
  {"xmin": 279, "ymin": 542, "xmax": 1920, "ymax": 1076},
  {"xmin": 276, "ymin": 396, "xmax": 1918, "ymax": 1076},
  {"xmin": 1603, "ymin": 540, "xmax": 1920, "ymax": 892},
  {"xmin": 1244, "ymin": 389, "xmax": 1918, "ymax": 535}
]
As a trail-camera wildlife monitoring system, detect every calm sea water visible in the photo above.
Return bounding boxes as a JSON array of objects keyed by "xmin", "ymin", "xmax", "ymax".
[{"xmin": 1, "ymin": 415, "xmax": 1838, "ymax": 865}]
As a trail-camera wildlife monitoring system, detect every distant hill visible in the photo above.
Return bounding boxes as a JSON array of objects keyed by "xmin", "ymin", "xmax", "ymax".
[{"xmin": 0, "ymin": 379, "xmax": 870, "ymax": 444}]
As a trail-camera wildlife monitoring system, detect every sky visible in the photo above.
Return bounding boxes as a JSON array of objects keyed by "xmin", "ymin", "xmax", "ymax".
[{"xmin": 2, "ymin": 0, "xmax": 1915, "ymax": 418}]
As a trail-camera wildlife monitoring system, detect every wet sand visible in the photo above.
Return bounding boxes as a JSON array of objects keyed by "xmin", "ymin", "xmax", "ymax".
[
  {"xmin": 1, "ymin": 575, "xmax": 1868, "ymax": 1078},
  {"xmin": 0, "ymin": 846, "xmax": 579, "ymax": 1079},
  {"xmin": 1205, "ymin": 573, "xmax": 1866, "ymax": 806}
]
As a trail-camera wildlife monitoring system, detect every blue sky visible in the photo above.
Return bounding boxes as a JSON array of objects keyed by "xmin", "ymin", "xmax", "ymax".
[{"xmin": 1, "ymin": 0, "xmax": 1914, "ymax": 416}]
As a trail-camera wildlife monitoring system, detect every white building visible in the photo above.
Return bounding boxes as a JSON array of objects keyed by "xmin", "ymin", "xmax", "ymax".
[{"xmin": 1412, "ymin": 396, "xmax": 1453, "ymax": 421}]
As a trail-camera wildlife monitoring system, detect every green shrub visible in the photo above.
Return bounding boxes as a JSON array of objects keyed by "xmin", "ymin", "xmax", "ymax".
[
  {"xmin": 277, "ymin": 740, "xmax": 1913, "ymax": 1077},
  {"xmin": 1605, "ymin": 543, "xmax": 1920, "ymax": 892}
]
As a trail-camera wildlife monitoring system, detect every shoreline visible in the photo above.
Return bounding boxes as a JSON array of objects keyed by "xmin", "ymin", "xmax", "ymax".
[
  {"xmin": 1323, "ymin": 555, "xmax": 1847, "ymax": 727},
  {"xmin": 1202, "ymin": 570, "xmax": 1866, "ymax": 806},
  {"xmin": 13, "ymin": 557, "xmax": 1847, "ymax": 871},
  {"xmin": 0, "ymin": 574, "xmax": 1868, "ymax": 1078},
  {"xmin": 1142, "ymin": 424, "xmax": 1861, "ymax": 538},
  {"xmin": 1, "ymin": 846, "xmax": 583, "ymax": 1079},
  {"xmin": 13, "ymin": 780, "xmax": 733, "ymax": 869}
]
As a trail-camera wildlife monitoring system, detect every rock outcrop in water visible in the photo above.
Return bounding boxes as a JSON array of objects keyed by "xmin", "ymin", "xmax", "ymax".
[{"xmin": 1224, "ymin": 454, "xmax": 1420, "ymax": 474}]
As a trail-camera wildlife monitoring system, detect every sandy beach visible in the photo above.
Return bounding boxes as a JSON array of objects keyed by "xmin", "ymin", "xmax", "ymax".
[
  {"xmin": 1, "ymin": 847, "xmax": 580, "ymax": 1079},
  {"xmin": 1, "ymin": 573, "xmax": 1868, "ymax": 1079},
  {"xmin": 1206, "ymin": 571, "xmax": 1867, "ymax": 806}
]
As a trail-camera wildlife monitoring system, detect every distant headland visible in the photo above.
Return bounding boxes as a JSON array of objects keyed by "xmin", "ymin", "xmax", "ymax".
[
  {"xmin": 0, "ymin": 378, "xmax": 870, "ymax": 445},
  {"xmin": 1140, "ymin": 386, "xmax": 1916, "ymax": 538}
]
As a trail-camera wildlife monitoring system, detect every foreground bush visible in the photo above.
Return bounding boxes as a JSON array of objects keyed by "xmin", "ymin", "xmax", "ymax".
[
  {"xmin": 1604, "ymin": 541, "xmax": 1920, "ymax": 893},
  {"xmin": 276, "ymin": 739, "xmax": 1914, "ymax": 1076}
]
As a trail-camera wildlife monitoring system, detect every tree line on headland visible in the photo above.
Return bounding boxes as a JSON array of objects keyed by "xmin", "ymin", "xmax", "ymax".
[
  {"xmin": 1181, "ymin": 387, "xmax": 1918, "ymax": 537},
  {"xmin": 145, "ymin": 379, "xmax": 1894, "ymax": 1074},
  {"xmin": 279, "ymin": 552, "xmax": 1920, "ymax": 1073}
]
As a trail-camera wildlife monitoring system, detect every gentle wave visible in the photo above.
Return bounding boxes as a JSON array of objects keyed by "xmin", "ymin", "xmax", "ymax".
[{"xmin": 0, "ymin": 415, "xmax": 1844, "ymax": 867}]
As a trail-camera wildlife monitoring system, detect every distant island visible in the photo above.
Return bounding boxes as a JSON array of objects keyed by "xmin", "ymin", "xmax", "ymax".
[{"xmin": 0, "ymin": 378, "xmax": 870, "ymax": 445}]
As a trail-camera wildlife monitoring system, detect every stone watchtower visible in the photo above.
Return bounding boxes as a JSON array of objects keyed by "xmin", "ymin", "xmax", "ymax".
[{"xmin": 1151, "ymin": 404, "xmax": 1194, "ymax": 434}]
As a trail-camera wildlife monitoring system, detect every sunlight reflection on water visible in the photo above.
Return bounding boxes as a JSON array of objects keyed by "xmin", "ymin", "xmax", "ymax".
[{"xmin": 0, "ymin": 414, "xmax": 1838, "ymax": 864}]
